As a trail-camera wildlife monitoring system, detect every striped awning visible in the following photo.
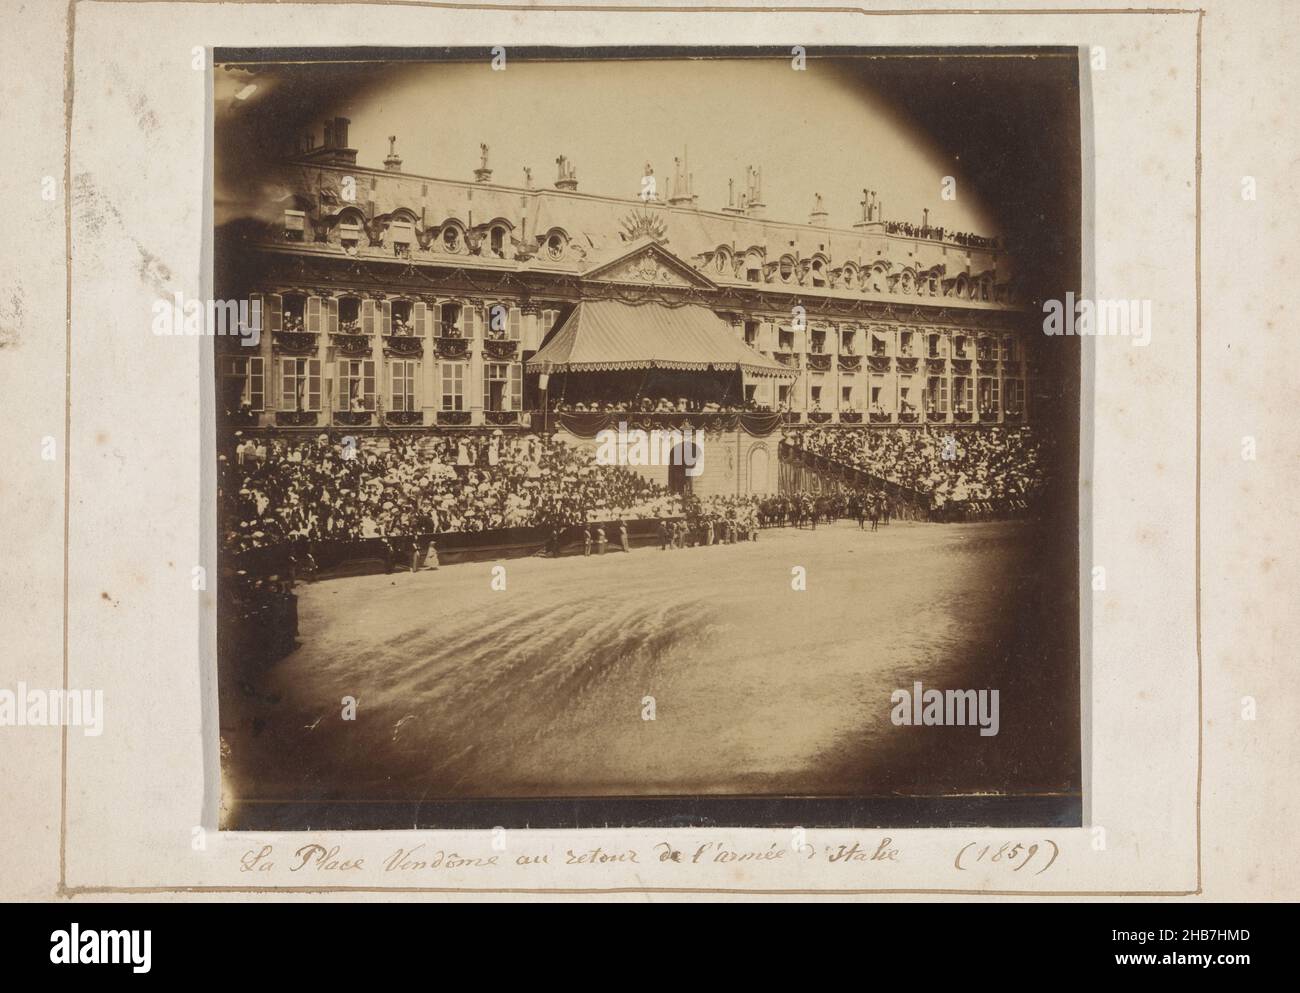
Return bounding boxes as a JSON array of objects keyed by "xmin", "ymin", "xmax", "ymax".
[{"xmin": 525, "ymin": 300, "xmax": 795, "ymax": 378}]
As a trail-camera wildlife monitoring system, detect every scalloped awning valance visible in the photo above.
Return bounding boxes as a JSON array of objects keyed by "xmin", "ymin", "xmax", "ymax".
[{"xmin": 525, "ymin": 300, "xmax": 796, "ymax": 379}]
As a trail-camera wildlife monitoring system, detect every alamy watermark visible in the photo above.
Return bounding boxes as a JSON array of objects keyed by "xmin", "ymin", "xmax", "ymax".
[
  {"xmin": 1042, "ymin": 292, "xmax": 1151, "ymax": 347},
  {"xmin": 594, "ymin": 421, "xmax": 705, "ymax": 477},
  {"xmin": 0, "ymin": 683, "xmax": 103, "ymax": 736},
  {"xmin": 890, "ymin": 681, "xmax": 999, "ymax": 737},
  {"xmin": 151, "ymin": 293, "xmax": 261, "ymax": 346}
]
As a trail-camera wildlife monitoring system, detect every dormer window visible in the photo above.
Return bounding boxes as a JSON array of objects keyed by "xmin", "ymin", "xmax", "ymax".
[
  {"xmin": 778, "ymin": 258, "xmax": 794, "ymax": 283},
  {"xmin": 442, "ymin": 227, "xmax": 461, "ymax": 253},
  {"xmin": 490, "ymin": 227, "xmax": 506, "ymax": 258},
  {"xmin": 339, "ymin": 221, "xmax": 360, "ymax": 252},
  {"xmin": 283, "ymin": 210, "xmax": 305, "ymax": 242},
  {"xmin": 811, "ymin": 261, "xmax": 826, "ymax": 287},
  {"xmin": 546, "ymin": 233, "xmax": 565, "ymax": 261},
  {"xmin": 390, "ymin": 220, "xmax": 413, "ymax": 258}
]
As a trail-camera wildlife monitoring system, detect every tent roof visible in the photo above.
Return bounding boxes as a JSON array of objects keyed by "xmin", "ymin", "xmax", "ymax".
[{"xmin": 525, "ymin": 300, "xmax": 795, "ymax": 378}]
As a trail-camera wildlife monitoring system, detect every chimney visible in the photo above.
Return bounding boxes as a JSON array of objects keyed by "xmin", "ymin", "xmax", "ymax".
[
  {"xmin": 555, "ymin": 154, "xmax": 578, "ymax": 192},
  {"xmin": 809, "ymin": 193, "xmax": 828, "ymax": 226},
  {"xmin": 384, "ymin": 136, "xmax": 403, "ymax": 172},
  {"xmin": 722, "ymin": 177, "xmax": 745, "ymax": 216},
  {"xmin": 743, "ymin": 165, "xmax": 766, "ymax": 219},
  {"xmin": 323, "ymin": 121, "xmax": 334, "ymax": 149},
  {"xmin": 334, "ymin": 117, "xmax": 350, "ymax": 150}
]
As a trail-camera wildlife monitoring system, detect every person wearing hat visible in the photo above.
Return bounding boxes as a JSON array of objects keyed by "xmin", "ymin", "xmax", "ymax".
[
  {"xmin": 617, "ymin": 519, "xmax": 630, "ymax": 553},
  {"xmin": 583, "ymin": 526, "xmax": 593, "ymax": 557},
  {"xmin": 595, "ymin": 524, "xmax": 607, "ymax": 555},
  {"xmin": 657, "ymin": 517, "xmax": 669, "ymax": 551}
]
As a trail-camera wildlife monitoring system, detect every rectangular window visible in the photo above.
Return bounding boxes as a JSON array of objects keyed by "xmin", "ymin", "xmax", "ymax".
[
  {"xmin": 279, "ymin": 358, "xmax": 321, "ymax": 411},
  {"xmin": 872, "ymin": 332, "xmax": 888, "ymax": 356},
  {"xmin": 954, "ymin": 335, "xmax": 967, "ymax": 358},
  {"xmin": 220, "ymin": 356, "xmax": 264, "ymax": 412},
  {"xmin": 337, "ymin": 359, "xmax": 376, "ymax": 411},
  {"xmin": 339, "ymin": 222, "xmax": 360, "ymax": 246},
  {"xmin": 390, "ymin": 360, "xmax": 418, "ymax": 412},
  {"xmin": 284, "ymin": 210, "xmax": 305, "ymax": 241},
  {"xmin": 441, "ymin": 363, "xmax": 466, "ymax": 411},
  {"xmin": 927, "ymin": 375, "xmax": 949, "ymax": 413},
  {"xmin": 483, "ymin": 362, "xmax": 521, "ymax": 412},
  {"xmin": 899, "ymin": 330, "xmax": 913, "ymax": 357},
  {"xmin": 1002, "ymin": 335, "xmax": 1016, "ymax": 362}
]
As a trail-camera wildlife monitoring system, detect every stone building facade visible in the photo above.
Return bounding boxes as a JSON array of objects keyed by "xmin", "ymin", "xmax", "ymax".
[{"xmin": 216, "ymin": 121, "xmax": 1040, "ymax": 445}]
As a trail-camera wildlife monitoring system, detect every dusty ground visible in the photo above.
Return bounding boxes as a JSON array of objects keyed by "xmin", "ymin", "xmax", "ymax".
[{"xmin": 221, "ymin": 519, "xmax": 1079, "ymax": 822}]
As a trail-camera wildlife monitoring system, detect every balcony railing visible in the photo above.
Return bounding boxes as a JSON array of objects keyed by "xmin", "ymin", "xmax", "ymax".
[
  {"xmin": 838, "ymin": 355, "xmax": 862, "ymax": 373},
  {"xmin": 953, "ymin": 410, "xmax": 973, "ymax": 422},
  {"xmin": 437, "ymin": 410, "xmax": 472, "ymax": 426},
  {"xmin": 839, "ymin": 411, "xmax": 863, "ymax": 424},
  {"xmin": 926, "ymin": 410, "xmax": 948, "ymax": 423},
  {"xmin": 807, "ymin": 410, "xmax": 832, "ymax": 423},
  {"xmin": 385, "ymin": 410, "xmax": 424, "ymax": 426},
  {"xmin": 484, "ymin": 410, "xmax": 519, "ymax": 425},
  {"xmin": 897, "ymin": 410, "xmax": 920, "ymax": 423},
  {"xmin": 483, "ymin": 338, "xmax": 519, "ymax": 360},
  {"xmin": 434, "ymin": 336, "xmax": 471, "ymax": 359},
  {"xmin": 333, "ymin": 410, "xmax": 374, "ymax": 426},
  {"xmin": 383, "ymin": 335, "xmax": 424, "ymax": 358},
  {"xmin": 805, "ymin": 353, "xmax": 832, "ymax": 372},
  {"xmin": 330, "ymin": 333, "xmax": 373, "ymax": 356},
  {"xmin": 276, "ymin": 410, "xmax": 319, "ymax": 427},
  {"xmin": 272, "ymin": 330, "xmax": 319, "ymax": 354},
  {"xmin": 869, "ymin": 411, "xmax": 892, "ymax": 423}
]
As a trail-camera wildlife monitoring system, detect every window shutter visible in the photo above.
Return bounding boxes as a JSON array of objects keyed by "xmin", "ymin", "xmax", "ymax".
[
  {"xmin": 363, "ymin": 360, "xmax": 376, "ymax": 408},
  {"xmin": 246, "ymin": 293, "xmax": 263, "ymax": 337},
  {"xmin": 413, "ymin": 302, "xmax": 427, "ymax": 337},
  {"xmin": 279, "ymin": 358, "xmax": 295, "ymax": 411},
  {"xmin": 361, "ymin": 299, "xmax": 376, "ymax": 336},
  {"xmin": 509, "ymin": 307, "xmax": 522, "ymax": 340},
  {"xmin": 308, "ymin": 359, "xmax": 321, "ymax": 411},
  {"xmin": 249, "ymin": 357, "xmax": 264, "ymax": 411},
  {"xmin": 325, "ymin": 297, "xmax": 338, "ymax": 334},
  {"xmin": 510, "ymin": 364, "xmax": 522, "ymax": 411},
  {"xmin": 470, "ymin": 305, "xmax": 483, "ymax": 339},
  {"xmin": 454, "ymin": 303, "xmax": 465, "ymax": 336},
  {"xmin": 305, "ymin": 296, "xmax": 320, "ymax": 334},
  {"xmin": 335, "ymin": 360, "xmax": 348, "ymax": 411},
  {"xmin": 432, "ymin": 303, "xmax": 443, "ymax": 336},
  {"xmin": 267, "ymin": 293, "xmax": 283, "ymax": 333},
  {"xmin": 381, "ymin": 299, "xmax": 392, "ymax": 335}
]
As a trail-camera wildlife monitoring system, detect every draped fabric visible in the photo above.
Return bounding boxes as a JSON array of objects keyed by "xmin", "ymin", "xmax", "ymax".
[
  {"xmin": 553, "ymin": 410, "xmax": 784, "ymax": 439},
  {"xmin": 526, "ymin": 300, "xmax": 794, "ymax": 379}
]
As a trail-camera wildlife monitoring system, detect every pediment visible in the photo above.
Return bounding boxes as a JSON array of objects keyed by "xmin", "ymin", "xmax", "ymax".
[{"xmin": 582, "ymin": 240, "xmax": 718, "ymax": 290}]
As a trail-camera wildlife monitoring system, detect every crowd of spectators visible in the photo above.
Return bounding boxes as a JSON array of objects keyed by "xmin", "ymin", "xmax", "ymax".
[
  {"xmin": 220, "ymin": 431, "xmax": 683, "ymax": 555},
  {"xmin": 883, "ymin": 221, "xmax": 1001, "ymax": 249},
  {"xmin": 788, "ymin": 425, "xmax": 1051, "ymax": 510},
  {"xmin": 551, "ymin": 395, "xmax": 770, "ymax": 415}
]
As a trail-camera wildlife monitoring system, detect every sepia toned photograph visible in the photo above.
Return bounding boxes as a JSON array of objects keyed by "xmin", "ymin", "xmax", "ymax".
[{"xmin": 211, "ymin": 46, "xmax": 1083, "ymax": 831}]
